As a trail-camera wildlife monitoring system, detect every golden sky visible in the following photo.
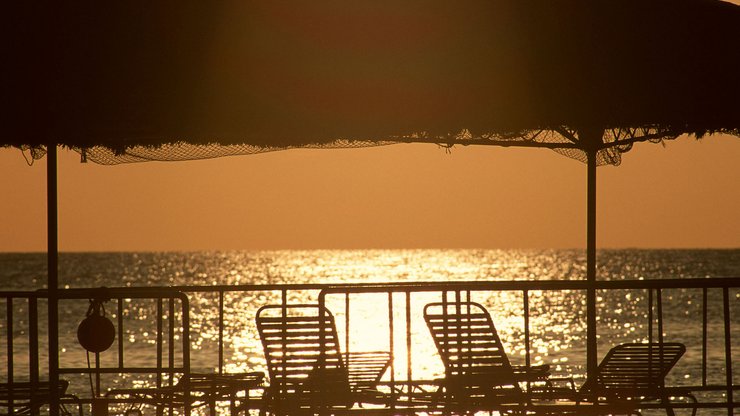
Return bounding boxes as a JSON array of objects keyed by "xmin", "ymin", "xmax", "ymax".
[{"xmin": 1, "ymin": 134, "xmax": 738, "ymax": 252}]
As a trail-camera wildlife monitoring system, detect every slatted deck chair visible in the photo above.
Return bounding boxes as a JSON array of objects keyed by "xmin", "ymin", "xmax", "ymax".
[
  {"xmin": 573, "ymin": 343, "xmax": 696, "ymax": 416},
  {"xmin": 256, "ymin": 304, "xmax": 391, "ymax": 415},
  {"xmin": 515, "ymin": 343, "xmax": 694, "ymax": 416},
  {"xmin": 0, "ymin": 380, "xmax": 82, "ymax": 416},
  {"xmin": 106, "ymin": 372, "xmax": 265, "ymax": 415},
  {"xmin": 423, "ymin": 301, "xmax": 551, "ymax": 412},
  {"xmin": 79, "ymin": 288, "xmax": 265, "ymax": 415}
]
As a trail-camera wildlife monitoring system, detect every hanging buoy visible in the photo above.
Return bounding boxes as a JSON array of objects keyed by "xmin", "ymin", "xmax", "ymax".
[{"xmin": 77, "ymin": 298, "xmax": 115, "ymax": 353}]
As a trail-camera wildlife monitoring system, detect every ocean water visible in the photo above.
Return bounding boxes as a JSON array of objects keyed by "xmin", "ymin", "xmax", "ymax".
[{"xmin": 0, "ymin": 249, "xmax": 738, "ymax": 415}]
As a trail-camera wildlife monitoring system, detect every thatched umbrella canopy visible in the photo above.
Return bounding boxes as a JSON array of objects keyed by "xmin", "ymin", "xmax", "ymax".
[
  {"xmin": 3, "ymin": 1, "xmax": 739, "ymax": 411},
  {"xmin": 6, "ymin": 0, "xmax": 738, "ymax": 158}
]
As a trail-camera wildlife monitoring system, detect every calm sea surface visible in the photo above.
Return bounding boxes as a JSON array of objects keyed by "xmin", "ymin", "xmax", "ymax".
[{"xmin": 0, "ymin": 249, "xmax": 738, "ymax": 414}]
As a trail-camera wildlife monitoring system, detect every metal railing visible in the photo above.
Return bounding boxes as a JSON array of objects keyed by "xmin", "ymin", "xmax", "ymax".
[
  {"xmin": 318, "ymin": 278, "xmax": 738, "ymax": 415},
  {"xmin": 1, "ymin": 288, "xmax": 189, "ymax": 415},
  {"xmin": 1, "ymin": 277, "xmax": 737, "ymax": 415}
]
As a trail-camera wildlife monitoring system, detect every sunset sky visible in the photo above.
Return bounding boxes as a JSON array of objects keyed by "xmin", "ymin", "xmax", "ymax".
[{"xmin": 1, "ymin": 133, "xmax": 738, "ymax": 252}]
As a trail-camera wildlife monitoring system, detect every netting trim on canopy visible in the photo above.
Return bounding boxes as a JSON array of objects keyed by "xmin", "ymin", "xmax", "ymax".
[
  {"xmin": 73, "ymin": 139, "xmax": 397, "ymax": 165},
  {"xmin": 17, "ymin": 126, "xmax": 696, "ymax": 166},
  {"xmin": 19, "ymin": 145, "xmax": 49, "ymax": 166},
  {"xmin": 395, "ymin": 126, "xmax": 682, "ymax": 166}
]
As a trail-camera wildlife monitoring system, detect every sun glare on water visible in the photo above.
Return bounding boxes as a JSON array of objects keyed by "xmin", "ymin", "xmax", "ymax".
[{"xmin": 5, "ymin": 250, "xmax": 736, "ymax": 414}]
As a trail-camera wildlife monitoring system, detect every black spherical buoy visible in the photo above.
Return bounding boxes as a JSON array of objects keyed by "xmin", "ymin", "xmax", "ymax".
[{"xmin": 77, "ymin": 311, "xmax": 115, "ymax": 353}]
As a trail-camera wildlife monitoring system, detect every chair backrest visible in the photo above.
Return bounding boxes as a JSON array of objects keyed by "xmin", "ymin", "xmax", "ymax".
[
  {"xmin": 424, "ymin": 301, "xmax": 522, "ymax": 403},
  {"xmin": 256, "ymin": 304, "xmax": 352, "ymax": 408},
  {"xmin": 343, "ymin": 351, "xmax": 392, "ymax": 392},
  {"xmin": 581, "ymin": 342, "xmax": 685, "ymax": 398}
]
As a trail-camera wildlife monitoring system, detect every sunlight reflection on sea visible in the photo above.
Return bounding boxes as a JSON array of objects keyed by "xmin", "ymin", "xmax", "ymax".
[{"xmin": 0, "ymin": 249, "xmax": 738, "ymax": 415}]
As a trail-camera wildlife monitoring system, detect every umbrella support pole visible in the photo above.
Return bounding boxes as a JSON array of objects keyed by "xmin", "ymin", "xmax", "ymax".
[
  {"xmin": 586, "ymin": 146, "xmax": 598, "ymax": 382},
  {"xmin": 47, "ymin": 143, "xmax": 60, "ymax": 416}
]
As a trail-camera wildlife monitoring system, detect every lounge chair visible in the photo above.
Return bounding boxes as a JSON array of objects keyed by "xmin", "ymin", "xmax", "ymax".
[
  {"xmin": 106, "ymin": 372, "xmax": 265, "ymax": 415},
  {"xmin": 423, "ymin": 301, "xmax": 551, "ymax": 411},
  {"xmin": 572, "ymin": 342, "xmax": 696, "ymax": 416},
  {"xmin": 0, "ymin": 380, "xmax": 82, "ymax": 416},
  {"xmin": 256, "ymin": 304, "xmax": 391, "ymax": 415},
  {"xmin": 89, "ymin": 288, "xmax": 264, "ymax": 415}
]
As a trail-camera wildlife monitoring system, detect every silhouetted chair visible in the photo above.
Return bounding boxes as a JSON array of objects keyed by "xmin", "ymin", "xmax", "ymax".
[
  {"xmin": 569, "ymin": 342, "xmax": 696, "ymax": 416},
  {"xmin": 0, "ymin": 380, "xmax": 82, "ymax": 416},
  {"xmin": 256, "ymin": 304, "xmax": 391, "ymax": 415},
  {"xmin": 107, "ymin": 372, "xmax": 265, "ymax": 415},
  {"xmin": 423, "ymin": 301, "xmax": 551, "ymax": 411},
  {"xmin": 80, "ymin": 288, "xmax": 265, "ymax": 415}
]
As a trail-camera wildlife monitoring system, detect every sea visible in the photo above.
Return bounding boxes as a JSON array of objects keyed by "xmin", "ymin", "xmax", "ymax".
[{"xmin": 0, "ymin": 249, "xmax": 738, "ymax": 415}]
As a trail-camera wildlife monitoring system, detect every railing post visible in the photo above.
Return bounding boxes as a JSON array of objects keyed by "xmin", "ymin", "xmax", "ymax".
[
  {"xmin": 168, "ymin": 298, "xmax": 175, "ymax": 386},
  {"xmin": 524, "ymin": 290, "xmax": 531, "ymax": 391},
  {"xmin": 30, "ymin": 296, "xmax": 39, "ymax": 416},
  {"xmin": 723, "ymin": 287, "xmax": 733, "ymax": 416},
  {"xmin": 345, "ymin": 292, "xmax": 350, "ymax": 363},
  {"xmin": 702, "ymin": 287, "xmax": 708, "ymax": 387},
  {"xmin": 218, "ymin": 291, "xmax": 224, "ymax": 375},
  {"xmin": 7, "ymin": 298, "xmax": 15, "ymax": 414},
  {"xmin": 405, "ymin": 290, "xmax": 412, "ymax": 407},
  {"xmin": 7, "ymin": 299, "xmax": 13, "ymax": 385},
  {"xmin": 180, "ymin": 293, "xmax": 191, "ymax": 416},
  {"xmin": 117, "ymin": 299, "xmax": 124, "ymax": 370},
  {"xmin": 657, "ymin": 289, "xmax": 663, "ymax": 344},
  {"xmin": 648, "ymin": 289, "xmax": 653, "ymax": 344},
  {"xmin": 318, "ymin": 291, "xmax": 328, "ymax": 416},
  {"xmin": 156, "ymin": 298, "xmax": 163, "ymax": 390},
  {"xmin": 388, "ymin": 292, "xmax": 395, "ymax": 410},
  {"xmin": 279, "ymin": 288, "xmax": 287, "ymax": 413}
]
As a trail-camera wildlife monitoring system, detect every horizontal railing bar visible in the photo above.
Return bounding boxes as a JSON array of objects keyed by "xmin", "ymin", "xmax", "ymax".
[
  {"xmin": 320, "ymin": 277, "xmax": 740, "ymax": 294},
  {"xmin": 22, "ymin": 276, "xmax": 740, "ymax": 298},
  {"xmin": 633, "ymin": 403, "xmax": 740, "ymax": 409},
  {"xmin": 0, "ymin": 291, "xmax": 40, "ymax": 298},
  {"xmin": 0, "ymin": 288, "xmax": 188, "ymax": 299},
  {"xmin": 59, "ymin": 367, "xmax": 186, "ymax": 374},
  {"xmin": 371, "ymin": 380, "xmax": 740, "ymax": 390},
  {"xmin": 677, "ymin": 384, "xmax": 740, "ymax": 391},
  {"xmin": 37, "ymin": 288, "xmax": 189, "ymax": 300}
]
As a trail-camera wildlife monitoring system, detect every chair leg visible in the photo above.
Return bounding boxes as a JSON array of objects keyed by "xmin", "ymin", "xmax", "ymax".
[
  {"xmin": 661, "ymin": 394, "xmax": 675, "ymax": 416},
  {"xmin": 688, "ymin": 394, "xmax": 698, "ymax": 416}
]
